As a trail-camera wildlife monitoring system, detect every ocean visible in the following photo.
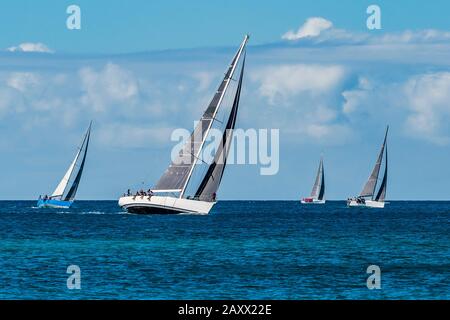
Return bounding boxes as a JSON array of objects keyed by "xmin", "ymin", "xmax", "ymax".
[{"xmin": 0, "ymin": 200, "xmax": 449, "ymax": 299}]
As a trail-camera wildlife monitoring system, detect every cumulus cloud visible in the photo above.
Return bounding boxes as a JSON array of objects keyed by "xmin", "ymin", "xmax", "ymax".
[
  {"xmin": 193, "ymin": 71, "xmax": 216, "ymax": 92},
  {"xmin": 7, "ymin": 42, "xmax": 53, "ymax": 53},
  {"xmin": 341, "ymin": 73, "xmax": 450, "ymax": 145},
  {"xmin": 250, "ymin": 63, "xmax": 350, "ymax": 144},
  {"xmin": 6, "ymin": 72, "xmax": 41, "ymax": 93},
  {"xmin": 342, "ymin": 77, "xmax": 372, "ymax": 114},
  {"xmin": 282, "ymin": 17, "xmax": 333, "ymax": 40},
  {"xmin": 79, "ymin": 63, "xmax": 139, "ymax": 112},
  {"xmin": 252, "ymin": 64, "xmax": 345, "ymax": 104},
  {"xmin": 403, "ymin": 72, "xmax": 450, "ymax": 145}
]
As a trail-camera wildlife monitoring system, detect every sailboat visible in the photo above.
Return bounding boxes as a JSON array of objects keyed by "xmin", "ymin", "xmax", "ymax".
[
  {"xmin": 37, "ymin": 122, "xmax": 92, "ymax": 208},
  {"xmin": 347, "ymin": 126, "xmax": 388, "ymax": 208},
  {"xmin": 118, "ymin": 35, "xmax": 249, "ymax": 214},
  {"xmin": 301, "ymin": 156, "xmax": 325, "ymax": 204}
]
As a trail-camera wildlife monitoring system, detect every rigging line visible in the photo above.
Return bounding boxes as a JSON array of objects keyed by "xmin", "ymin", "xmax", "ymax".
[
  {"xmin": 189, "ymin": 151, "xmax": 209, "ymax": 165},
  {"xmin": 203, "ymin": 116, "xmax": 223, "ymax": 124}
]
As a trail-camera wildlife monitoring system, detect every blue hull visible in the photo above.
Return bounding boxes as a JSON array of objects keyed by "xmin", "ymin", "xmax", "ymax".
[{"xmin": 37, "ymin": 199, "xmax": 73, "ymax": 208}]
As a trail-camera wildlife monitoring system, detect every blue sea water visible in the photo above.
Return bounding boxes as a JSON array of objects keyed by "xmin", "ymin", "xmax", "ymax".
[{"xmin": 0, "ymin": 200, "xmax": 449, "ymax": 300}]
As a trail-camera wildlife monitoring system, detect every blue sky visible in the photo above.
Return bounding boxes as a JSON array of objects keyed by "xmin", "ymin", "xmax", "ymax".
[{"xmin": 0, "ymin": 1, "xmax": 450, "ymax": 200}]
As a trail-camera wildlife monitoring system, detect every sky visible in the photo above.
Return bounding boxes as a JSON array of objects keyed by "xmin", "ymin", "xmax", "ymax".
[{"xmin": 0, "ymin": 0, "xmax": 450, "ymax": 200}]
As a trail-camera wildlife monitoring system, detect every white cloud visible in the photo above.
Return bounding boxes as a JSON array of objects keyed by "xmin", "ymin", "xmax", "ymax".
[
  {"xmin": 250, "ymin": 63, "xmax": 350, "ymax": 144},
  {"xmin": 403, "ymin": 72, "xmax": 450, "ymax": 145},
  {"xmin": 7, "ymin": 42, "xmax": 53, "ymax": 53},
  {"xmin": 282, "ymin": 17, "xmax": 333, "ymax": 40},
  {"xmin": 340, "ymin": 73, "xmax": 450, "ymax": 145},
  {"xmin": 282, "ymin": 17, "xmax": 450, "ymax": 46},
  {"xmin": 342, "ymin": 77, "xmax": 372, "ymax": 114},
  {"xmin": 6, "ymin": 72, "xmax": 41, "ymax": 92},
  {"xmin": 97, "ymin": 123, "xmax": 174, "ymax": 148},
  {"xmin": 79, "ymin": 63, "xmax": 139, "ymax": 112},
  {"xmin": 303, "ymin": 123, "xmax": 352, "ymax": 142},
  {"xmin": 0, "ymin": 87, "xmax": 19, "ymax": 116},
  {"xmin": 193, "ymin": 71, "xmax": 215, "ymax": 92},
  {"xmin": 252, "ymin": 64, "xmax": 345, "ymax": 104},
  {"xmin": 378, "ymin": 29, "xmax": 450, "ymax": 44}
]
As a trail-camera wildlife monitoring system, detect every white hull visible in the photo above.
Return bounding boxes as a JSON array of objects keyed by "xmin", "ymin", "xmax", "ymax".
[
  {"xmin": 347, "ymin": 199, "xmax": 385, "ymax": 208},
  {"xmin": 301, "ymin": 198, "xmax": 326, "ymax": 204},
  {"xmin": 118, "ymin": 195, "xmax": 215, "ymax": 215}
]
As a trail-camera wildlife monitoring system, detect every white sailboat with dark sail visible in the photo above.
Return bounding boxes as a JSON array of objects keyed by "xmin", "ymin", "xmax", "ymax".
[
  {"xmin": 37, "ymin": 122, "xmax": 92, "ymax": 209},
  {"xmin": 347, "ymin": 126, "xmax": 388, "ymax": 208},
  {"xmin": 118, "ymin": 35, "xmax": 249, "ymax": 214},
  {"xmin": 301, "ymin": 156, "xmax": 325, "ymax": 204}
]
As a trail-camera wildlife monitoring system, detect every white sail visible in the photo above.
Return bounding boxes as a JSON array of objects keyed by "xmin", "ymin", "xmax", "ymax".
[
  {"xmin": 51, "ymin": 149, "xmax": 81, "ymax": 198},
  {"xmin": 50, "ymin": 122, "xmax": 91, "ymax": 200}
]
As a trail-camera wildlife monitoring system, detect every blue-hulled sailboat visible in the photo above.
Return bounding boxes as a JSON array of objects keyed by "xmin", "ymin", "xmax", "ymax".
[{"xmin": 37, "ymin": 122, "xmax": 91, "ymax": 208}]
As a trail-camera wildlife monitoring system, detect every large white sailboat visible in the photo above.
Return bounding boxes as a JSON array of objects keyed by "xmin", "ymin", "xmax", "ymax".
[
  {"xmin": 119, "ymin": 35, "xmax": 249, "ymax": 214},
  {"xmin": 347, "ymin": 126, "xmax": 388, "ymax": 208},
  {"xmin": 37, "ymin": 122, "xmax": 92, "ymax": 208},
  {"xmin": 301, "ymin": 156, "xmax": 325, "ymax": 204}
]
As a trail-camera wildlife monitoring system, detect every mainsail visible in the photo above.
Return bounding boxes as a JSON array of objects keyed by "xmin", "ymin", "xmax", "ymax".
[
  {"xmin": 310, "ymin": 157, "xmax": 325, "ymax": 201},
  {"xmin": 359, "ymin": 126, "xmax": 389, "ymax": 198},
  {"xmin": 154, "ymin": 35, "xmax": 249, "ymax": 197},
  {"xmin": 51, "ymin": 150, "xmax": 80, "ymax": 198},
  {"xmin": 375, "ymin": 143, "xmax": 387, "ymax": 202},
  {"xmin": 51, "ymin": 123, "xmax": 91, "ymax": 201},
  {"xmin": 193, "ymin": 54, "xmax": 246, "ymax": 201}
]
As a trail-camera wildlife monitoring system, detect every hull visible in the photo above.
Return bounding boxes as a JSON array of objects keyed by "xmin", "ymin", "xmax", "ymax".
[
  {"xmin": 118, "ymin": 195, "xmax": 215, "ymax": 215},
  {"xmin": 37, "ymin": 199, "xmax": 73, "ymax": 209},
  {"xmin": 301, "ymin": 198, "xmax": 326, "ymax": 204},
  {"xmin": 347, "ymin": 199, "xmax": 385, "ymax": 208}
]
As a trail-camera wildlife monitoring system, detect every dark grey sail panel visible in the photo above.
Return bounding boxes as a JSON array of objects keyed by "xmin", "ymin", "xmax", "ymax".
[
  {"xmin": 194, "ymin": 55, "xmax": 246, "ymax": 202},
  {"xmin": 64, "ymin": 125, "xmax": 91, "ymax": 201},
  {"xmin": 318, "ymin": 160, "xmax": 325, "ymax": 200},
  {"xmin": 310, "ymin": 158, "xmax": 324, "ymax": 199},
  {"xmin": 360, "ymin": 126, "xmax": 389, "ymax": 198},
  {"xmin": 375, "ymin": 144, "xmax": 387, "ymax": 202},
  {"xmin": 154, "ymin": 39, "xmax": 245, "ymax": 192},
  {"xmin": 154, "ymin": 118, "xmax": 209, "ymax": 190}
]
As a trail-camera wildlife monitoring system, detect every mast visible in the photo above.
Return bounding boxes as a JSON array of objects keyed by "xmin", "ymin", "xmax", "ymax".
[{"xmin": 359, "ymin": 126, "xmax": 389, "ymax": 199}]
